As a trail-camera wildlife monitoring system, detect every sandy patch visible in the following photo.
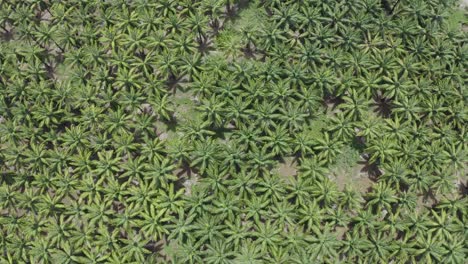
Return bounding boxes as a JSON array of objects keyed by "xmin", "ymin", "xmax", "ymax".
[{"xmin": 274, "ymin": 156, "xmax": 297, "ymax": 178}]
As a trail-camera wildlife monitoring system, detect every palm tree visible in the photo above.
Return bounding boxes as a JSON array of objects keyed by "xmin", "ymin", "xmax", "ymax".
[
  {"xmin": 120, "ymin": 234, "xmax": 152, "ymax": 263},
  {"xmin": 138, "ymin": 206, "xmax": 171, "ymax": 241},
  {"xmin": 166, "ymin": 136, "xmax": 192, "ymax": 166},
  {"xmin": 131, "ymin": 51, "xmax": 156, "ymax": 78},
  {"xmin": 365, "ymin": 231, "xmax": 393, "ymax": 263},
  {"xmin": 352, "ymin": 208, "xmax": 378, "ymax": 235},
  {"xmin": 156, "ymin": 50, "xmax": 180, "ymax": 81},
  {"xmin": 292, "ymin": 131, "xmax": 315, "ymax": 158},
  {"xmin": 226, "ymin": 96, "xmax": 252, "ymax": 127},
  {"xmin": 356, "ymin": 70, "xmax": 381, "ymax": 99},
  {"xmin": 366, "ymin": 136, "xmax": 398, "ymax": 164},
  {"xmin": 227, "ymin": 169, "xmax": 259, "ymax": 200},
  {"xmin": 381, "ymin": 71, "xmax": 412, "ymax": 100},
  {"xmin": 203, "ymin": 240, "xmax": 235, "ymax": 264},
  {"xmin": 327, "ymin": 112, "xmax": 356, "ymax": 142},
  {"xmin": 313, "ymin": 132, "xmax": 343, "ymax": 165},
  {"xmin": 180, "ymin": 53, "xmax": 202, "ymax": 80},
  {"xmin": 125, "ymin": 180, "xmax": 159, "ymax": 211},
  {"xmin": 212, "ymin": 192, "xmax": 240, "ymax": 222},
  {"xmin": 257, "ymin": 172, "xmax": 285, "ymax": 202},
  {"xmin": 440, "ymin": 234, "xmax": 466, "ymax": 264},
  {"xmin": 29, "ymin": 238, "xmax": 53, "ymax": 264},
  {"xmin": 24, "ymin": 142, "xmax": 48, "ymax": 172},
  {"xmin": 193, "ymin": 214, "xmax": 224, "ymax": 245},
  {"xmin": 435, "ymin": 195, "xmax": 466, "ymax": 218},
  {"xmin": 426, "ymin": 209, "xmax": 458, "ymax": 241},
  {"xmin": 284, "ymin": 61, "xmax": 309, "ymax": 89},
  {"xmin": 340, "ymin": 230, "xmax": 370, "ymax": 261},
  {"xmin": 339, "ymin": 185, "xmax": 363, "ymax": 211},
  {"xmin": 392, "ymin": 95, "xmax": 422, "ymax": 122},
  {"xmin": 167, "ymin": 210, "xmax": 196, "ymax": 242},
  {"xmin": 270, "ymin": 200, "xmax": 297, "ymax": 228},
  {"xmin": 199, "ymin": 164, "xmax": 229, "ymax": 196},
  {"xmin": 196, "ymin": 95, "xmax": 226, "ymax": 128},
  {"xmin": 223, "ymin": 218, "xmax": 251, "ymax": 250},
  {"xmin": 403, "ymin": 210, "xmax": 430, "ymax": 238},
  {"xmin": 286, "ymin": 176, "xmax": 313, "ymax": 206},
  {"xmin": 264, "ymin": 245, "xmax": 292, "ymax": 264},
  {"xmin": 180, "ymin": 117, "xmax": 216, "ymax": 141},
  {"xmin": 414, "ymin": 233, "xmax": 445, "ymax": 264},
  {"xmin": 220, "ymin": 142, "xmax": 245, "ymax": 174},
  {"xmin": 191, "ymin": 72, "xmax": 215, "ymax": 98},
  {"xmin": 121, "ymin": 156, "xmax": 147, "ymax": 182},
  {"xmin": 298, "ymin": 156, "xmax": 329, "ymax": 181},
  {"xmin": 339, "ymin": 89, "xmax": 370, "ymax": 121},
  {"xmin": 308, "ymin": 225, "xmax": 342, "ymax": 262},
  {"xmin": 186, "ymin": 10, "xmax": 209, "ymax": 44},
  {"xmin": 247, "ymin": 145, "xmax": 276, "ymax": 176},
  {"xmin": 50, "ymin": 242, "xmax": 80, "ymax": 264},
  {"xmin": 253, "ymin": 220, "xmax": 282, "ymax": 253},
  {"xmin": 310, "ymin": 65, "xmax": 337, "ymax": 97},
  {"xmin": 84, "ymin": 199, "xmax": 113, "ymax": 228},
  {"xmin": 297, "ymin": 83, "xmax": 322, "ymax": 113},
  {"xmin": 258, "ymin": 22, "xmax": 286, "ymax": 50},
  {"xmin": 93, "ymin": 150, "xmax": 120, "ymax": 178},
  {"xmin": 190, "ymin": 139, "xmax": 221, "ymax": 174},
  {"xmin": 366, "ymin": 182, "xmax": 398, "ymax": 213},
  {"xmin": 262, "ymin": 123, "xmax": 292, "ymax": 156},
  {"xmin": 60, "ymin": 125, "xmax": 89, "ymax": 152},
  {"xmin": 379, "ymin": 158, "xmax": 409, "ymax": 190},
  {"xmin": 442, "ymin": 143, "xmax": 465, "ymax": 172},
  {"xmin": 151, "ymin": 93, "xmax": 174, "ymax": 121},
  {"xmin": 233, "ymin": 238, "xmax": 263, "ymax": 264},
  {"xmin": 312, "ymin": 178, "xmax": 339, "ymax": 207}
]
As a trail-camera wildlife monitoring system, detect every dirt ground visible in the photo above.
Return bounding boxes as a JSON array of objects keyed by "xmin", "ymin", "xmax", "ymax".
[{"xmin": 330, "ymin": 163, "xmax": 374, "ymax": 194}]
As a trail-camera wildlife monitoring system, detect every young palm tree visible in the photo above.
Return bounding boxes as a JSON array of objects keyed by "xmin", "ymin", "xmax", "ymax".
[
  {"xmin": 227, "ymin": 169, "xmax": 259, "ymax": 200},
  {"xmin": 203, "ymin": 240, "xmax": 236, "ymax": 264},
  {"xmin": 190, "ymin": 139, "xmax": 221, "ymax": 174},
  {"xmin": 341, "ymin": 229, "xmax": 371, "ymax": 261},
  {"xmin": 211, "ymin": 192, "xmax": 240, "ymax": 222},
  {"xmin": 252, "ymin": 220, "xmax": 282, "ymax": 253},
  {"xmin": 308, "ymin": 225, "xmax": 342, "ymax": 262},
  {"xmin": 414, "ymin": 233, "xmax": 445, "ymax": 264},
  {"xmin": 262, "ymin": 123, "xmax": 292, "ymax": 156},
  {"xmin": 313, "ymin": 132, "xmax": 343, "ymax": 165},
  {"xmin": 339, "ymin": 89, "xmax": 370, "ymax": 121},
  {"xmin": 138, "ymin": 206, "xmax": 171, "ymax": 241},
  {"xmin": 366, "ymin": 182, "xmax": 398, "ymax": 213},
  {"xmin": 327, "ymin": 112, "xmax": 356, "ymax": 142},
  {"xmin": 312, "ymin": 178, "xmax": 339, "ymax": 207},
  {"xmin": 196, "ymin": 95, "xmax": 226, "ymax": 128},
  {"xmin": 298, "ymin": 156, "xmax": 329, "ymax": 181},
  {"xmin": 233, "ymin": 238, "xmax": 263, "ymax": 264}
]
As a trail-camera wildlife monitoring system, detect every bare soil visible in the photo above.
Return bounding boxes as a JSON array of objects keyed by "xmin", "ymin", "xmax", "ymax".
[
  {"xmin": 274, "ymin": 156, "xmax": 297, "ymax": 178},
  {"xmin": 330, "ymin": 163, "xmax": 374, "ymax": 194}
]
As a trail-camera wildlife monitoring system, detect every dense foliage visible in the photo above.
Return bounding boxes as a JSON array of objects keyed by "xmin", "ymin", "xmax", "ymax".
[{"xmin": 0, "ymin": 0, "xmax": 466, "ymax": 263}]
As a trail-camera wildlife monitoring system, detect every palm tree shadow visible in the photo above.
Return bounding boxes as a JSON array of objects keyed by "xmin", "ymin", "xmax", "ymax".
[
  {"xmin": 1, "ymin": 172, "xmax": 17, "ymax": 185},
  {"xmin": 198, "ymin": 38, "xmax": 215, "ymax": 56},
  {"xmin": 0, "ymin": 30, "xmax": 13, "ymax": 41},
  {"xmin": 166, "ymin": 75, "xmax": 186, "ymax": 95},
  {"xmin": 458, "ymin": 180, "xmax": 467, "ymax": 196},
  {"xmin": 322, "ymin": 95, "xmax": 344, "ymax": 113},
  {"xmin": 358, "ymin": 158, "xmax": 381, "ymax": 182},
  {"xmin": 162, "ymin": 116, "xmax": 178, "ymax": 133},
  {"xmin": 144, "ymin": 239, "xmax": 166, "ymax": 254},
  {"xmin": 420, "ymin": 188, "xmax": 439, "ymax": 207},
  {"xmin": 372, "ymin": 95, "xmax": 392, "ymax": 118},
  {"xmin": 224, "ymin": 0, "xmax": 252, "ymax": 22}
]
